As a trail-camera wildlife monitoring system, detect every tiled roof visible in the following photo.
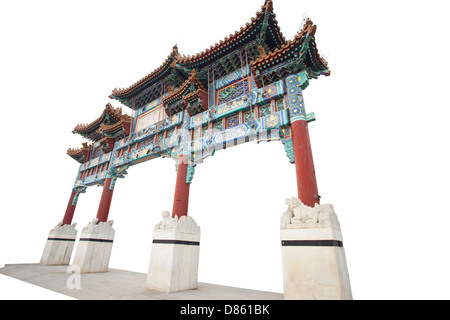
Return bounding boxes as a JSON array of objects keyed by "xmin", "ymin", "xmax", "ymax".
[
  {"xmin": 97, "ymin": 114, "xmax": 133, "ymax": 134},
  {"xmin": 162, "ymin": 69, "xmax": 206, "ymax": 105},
  {"xmin": 109, "ymin": 0, "xmax": 284, "ymax": 105},
  {"xmin": 176, "ymin": 0, "xmax": 284, "ymax": 67},
  {"xmin": 250, "ymin": 19, "xmax": 330, "ymax": 82},
  {"xmin": 110, "ymin": 45, "xmax": 180, "ymax": 99},
  {"xmin": 72, "ymin": 103, "xmax": 123, "ymax": 136}
]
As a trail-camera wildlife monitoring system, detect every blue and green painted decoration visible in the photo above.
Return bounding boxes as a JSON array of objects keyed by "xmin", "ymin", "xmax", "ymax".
[{"xmin": 73, "ymin": 68, "xmax": 316, "ymax": 189}]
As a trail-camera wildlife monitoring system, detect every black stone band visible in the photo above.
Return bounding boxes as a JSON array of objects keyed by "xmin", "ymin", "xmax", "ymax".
[
  {"xmin": 281, "ymin": 240, "xmax": 343, "ymax": 247},
  {"xmin": 153, "ymin": 239, "xmax": 200, "ymax": 246},
  {"xmin": 47, "ymin": 238, "xmax": 76, "ymax": 242},
  {"xmin": 79, "ymin": 238, "xmax": 114, "ymax": 243}
]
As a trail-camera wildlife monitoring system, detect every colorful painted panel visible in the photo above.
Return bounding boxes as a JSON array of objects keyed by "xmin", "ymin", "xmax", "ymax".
[
  {"xmin": 259, "ymin": 104, "xmax": 272, "ymax": 117},
  {"xmin": 212, "ymin": 123, "xmax": 253, "ymax": 145},
  {"xmin": 97, "ymin": 171, "xmax": 107, "ymax": 180},
  {"xmin": 84, "ymin": 174, "xmax": 97, "ymax": 185},
  {"xmin": 246, "ymin": 79, "xmax": 284, "ymax": 107},
  {"xmin": 101, "ymin": 152, "xmax": 112, "ymax": 162},
  {"xmin": 262, "ymin": 57, "xmax": 295, "ymax": 76},
  {"xmin": 139, "ymin": 137, "xmax": 153, "ymax": 149},
  {"xmin": 213, "ymin": 120, "xmax": 223, "ymax": 132},
  {"xmin": 261, "ymin": 83, "xmax": 278, "ymax": 100},
  {"xmin": 215, "ymin": 96, "xmax": 248, "ymax": 118},
  {"xmin": 297, "ymin": 70, "xmax": 309, "ymax": 89},
  {"xmin": 158, "ymin": 132, "xmax": 164, "ymax": 143},
  {"xmin": 169, "ymin": 112, "xmax": 183, "ymax": 126},
  {"xmin": 285, "ymin": 74, "xmax": 306, "ymax": 122},
  {"xmin": 192, "ymin": 128, "xmax": 201, "ymax": 140},
  {"xmin": 177, "ymin": 110, "xmax": 192, "ymax": 156},
  {"xmin": 215, "ymin": 65, "xmax": 250, "ymax": 90},
  {"xmin": 216, "ymin": 78, "xmax": 250, "ymax": 105},
  {"xmin": 167, "ymin": 128, "xmax": 175, "ymax": 138},
  {"xmin": 226, "ymin": 114, "xmax": 240, "ymax": 129},
  {"xmin": 276, "ymin": 99, "xmax": 285, "ymax": 111},
  {"xmin": 191, "ymin": 147, "xmax": 214, "ymax": 164},
  {"xmin": 166, "ymin": 133, "xmax": 179, "ymax": 148},
  {"xmin": 202, "ymin": 125, "xmax": 209, "ymax": 138},
  {"xmin": 208, "ymin": 81, "xmax": 215, "ymax": 108},
  {"xmin": 72, "ymin": 70, "xmax": 316, "ymax": 189},
  {"xmin": 243, "ymin": 110, "xmax": 254, "ymax": 122},
  {"xmin": 134, "ymin": 105, "xmax": 165, "ymax": 133},
  {"xmin": 88, "ymin": 158, "xmax": 99, "ymax": 168},
  {"xmin": 256, "ymin": 80, "xmax": 285, "ymax": 106},
  {"xmin": 91, "ymin": 146, "xmax": 99, "ymax": 160},
  {"xmin": 254, "ymin": 128, "xmax": 283, "ymax": 143},
  {"xmin": 117, "ymin": 138, "xmax": 127, "ymax": 149},
  {"xmin": 144, "ymin": 98, "xmax": 162, "ymax": 112},
  {"xmin": 189, "ymin": 107, "xmax": 216, "ymax": 129},
  {"xmin": 253, "ymin": 109, "xmax": 289, "ymax": 131},
  {"xmin": 281, "ymin": 127, "xmax": 292, "ymax": 140},
  {"xmin": 191, "ymin": 112, "xmax": 204, "ymax": 128},
  {"xmin": 191, "ymin": 138, "xmax": 204, "ymax": 153},
  {"xmin": 263, "ymin": 113, "xmax": 280, "ymax": 129}
]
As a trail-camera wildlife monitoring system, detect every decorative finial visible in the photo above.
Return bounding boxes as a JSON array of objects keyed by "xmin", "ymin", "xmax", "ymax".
[
  {"xmin": 172, "ymin": 44, "xmax": 179, "ymax": 57},
  {"xmin": 263, "ymin": 0, "xmax": 273, "ymax": 13},
  {"xmin": 257, "ymin": 45, "xmax": 267, "ymax": 58}
]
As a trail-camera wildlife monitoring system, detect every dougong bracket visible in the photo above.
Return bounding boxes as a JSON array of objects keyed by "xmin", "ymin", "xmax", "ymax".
[
  {"xmin": 283, "ymin": 139, "xmax": 295, "ymax": 164},
  {"xmin": 186, "ymin": 165, "xmax": 196, "ymax": 184},
  {"xmin": 71, "ymin": 186, "xmax": 87, "ymax": 206},
  {"xmin": 106, "ymin": 165, "xmax": 129, "ymax": 191}
]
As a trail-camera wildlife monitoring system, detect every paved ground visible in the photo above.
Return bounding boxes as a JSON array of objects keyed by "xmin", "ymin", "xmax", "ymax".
[{"xmin": 0, "ymin": 264, "xmax": 283, "ymax": 300}]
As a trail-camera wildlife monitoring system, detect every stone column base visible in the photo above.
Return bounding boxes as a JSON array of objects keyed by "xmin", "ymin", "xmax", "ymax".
[
  {"xmin": 72, "ymin": 219, "xmax": 115, "ymax": 273},
  {"xmin": 40, "ymin": 222, "xmax": 77, "ymax": 265},
  {"xmin": 146, "ymin": 211, "xmax": 200, "ymax": 293},
  {"xmin": 280, "ymin": 198, "xmax": 352, "ymax": 300}
]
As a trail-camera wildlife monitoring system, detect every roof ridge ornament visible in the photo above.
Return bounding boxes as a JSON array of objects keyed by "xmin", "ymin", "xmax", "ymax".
[
  {"xmin": 258, "ymin": 45, "xmax": 267, "ymax": 59},
  {"xmin": 172, "ymin": 44, "xmax": 180, "ymax": 58},
  {"xmin": 263, "ymin": 0, "xmax": 273, "ymax": 13},
  {"xmin": 298, "ymin": 13, "xmax": 309, "ymax": 34}
]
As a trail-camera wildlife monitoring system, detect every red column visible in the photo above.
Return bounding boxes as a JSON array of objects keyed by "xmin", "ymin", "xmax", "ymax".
[
  {"xmin": 172, "ymin": 155, "xmax": 190, "ymax": 219},
  {"xmin": 62, "ymin": 191, "xmax": 77, "ymax": 225},
  {"xmin": 96, "ymin": 177, "xmax": 115, "ymax": 222},
  {"xmin": 291, "ymin": 119, "xmax": 320, "ymax": 208}
]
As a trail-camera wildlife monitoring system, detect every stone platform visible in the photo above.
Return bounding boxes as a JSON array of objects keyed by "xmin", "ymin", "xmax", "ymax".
[{"xmin": 0, "ymin": 264, "xmax": 283, "ymax": 300}]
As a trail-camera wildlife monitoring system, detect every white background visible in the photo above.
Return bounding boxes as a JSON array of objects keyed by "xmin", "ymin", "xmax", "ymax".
[{"xmin": 1, "ymin": 0, "xmax": 449, "ymax": 300}]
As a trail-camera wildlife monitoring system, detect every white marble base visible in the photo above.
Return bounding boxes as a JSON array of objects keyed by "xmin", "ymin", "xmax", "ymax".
[
  {"xmin": 40, "ymin": 222, "xmax": 77, "ymax": 266},
  {"xmin": 146, "ymin": 212, "xmax": 200, "ymax": 293},
  {"xmin": 72, "ymin": 219, "xmax": 115, "ymax": 273},
  {"xmin": 280, "ymin": 198, "xmax": 352, "ymax": 300}
]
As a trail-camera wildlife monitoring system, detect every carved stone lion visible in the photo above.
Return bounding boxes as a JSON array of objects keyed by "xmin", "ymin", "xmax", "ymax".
[
  {"xmin": 281, "ymin": 197, "xmax": 340, "ymax": 230},
  {"xmin": 155, "ymin": 210, "xmax": 177, "ymax": 230}
]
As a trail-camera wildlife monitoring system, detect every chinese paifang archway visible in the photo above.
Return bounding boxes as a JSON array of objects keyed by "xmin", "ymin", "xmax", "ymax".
[{"xmin": 40, "ymin": 0, "xmax": 352, "ymax": 300}]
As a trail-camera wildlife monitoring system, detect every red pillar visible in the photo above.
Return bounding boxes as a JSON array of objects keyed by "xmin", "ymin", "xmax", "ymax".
[
  {"xmin": 172, "ymin": 154, "xmax": 190, "ymax": 219},
  {"xmin": 62, "ymin": 191, "xmax": 77, "ymax": 225},
  {"xmin": 96, "ymin": 177, "xmax": 115, "ymax": 222},
  {"xmin": 291, "ymin": 119, "xmax": 320, "ymax": 208}
]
